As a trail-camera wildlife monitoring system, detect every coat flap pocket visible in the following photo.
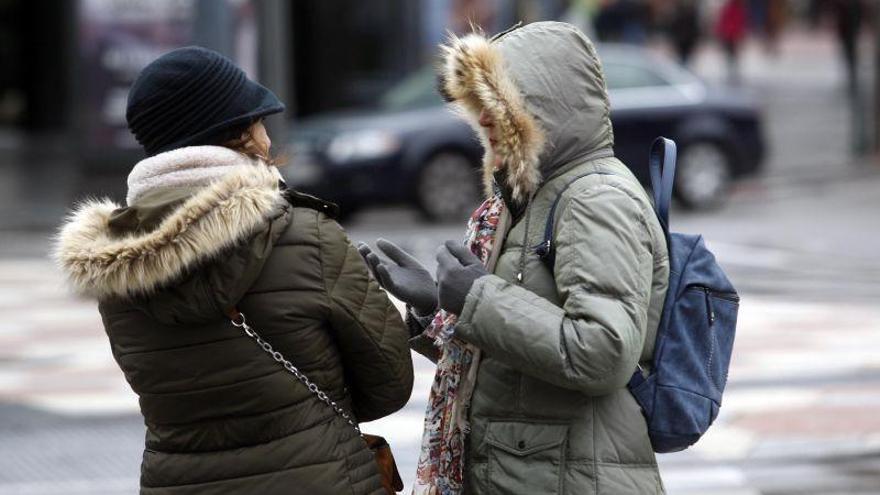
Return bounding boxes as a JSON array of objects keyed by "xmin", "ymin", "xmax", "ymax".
[{"xmin": 485, "ymin": 421, "xmax": 568, "ymax": 457}]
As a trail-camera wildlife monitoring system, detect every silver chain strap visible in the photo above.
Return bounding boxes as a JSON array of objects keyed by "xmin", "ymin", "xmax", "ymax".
[{"xmin": 231, "ymin": 312, "xmax": 362, "ymax": 436}]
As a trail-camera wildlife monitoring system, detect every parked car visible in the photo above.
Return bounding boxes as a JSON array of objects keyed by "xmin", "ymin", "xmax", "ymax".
[{"xmin": 282, "ymin": 44, "xmax": 765, "ymax": 221}]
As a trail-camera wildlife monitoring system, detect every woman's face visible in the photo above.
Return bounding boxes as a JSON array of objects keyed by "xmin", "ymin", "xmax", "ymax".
[{"xmin": 478, "ymin": 108, "xmax": 503, "ymax": 169}]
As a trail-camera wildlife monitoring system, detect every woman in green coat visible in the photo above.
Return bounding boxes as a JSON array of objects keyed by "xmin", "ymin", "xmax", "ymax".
[
  {"xmin": 54, "ymin": 47, "xmax": 413, "ymax": 495},
  {"xmin": 360, "ymin": 22, "xmax": 669, "ymax": 494}
]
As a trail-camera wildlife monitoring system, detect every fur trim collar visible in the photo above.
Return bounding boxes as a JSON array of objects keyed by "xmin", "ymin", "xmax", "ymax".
[
  {"xmin": 53, "ymin": 163, "xmax": 285, "ymax": 299},
  {"xmin": 439, "ymin": 32, "xmax": 545, "ymax": 202}
]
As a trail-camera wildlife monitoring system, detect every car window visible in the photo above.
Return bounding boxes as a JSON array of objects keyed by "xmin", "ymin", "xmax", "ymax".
[
  {"xmin": 603, "ymin": 63, "xmax": 670, "ymax": 90},
  {"xmin": 380, "ymin": 67, "xmax": 443, "ymax": 111}
]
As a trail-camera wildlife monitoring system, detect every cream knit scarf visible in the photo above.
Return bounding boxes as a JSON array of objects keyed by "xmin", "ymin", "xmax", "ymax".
[{"xmin": 126, "ymin": 145, "xmax": 274, "ymax": 206}]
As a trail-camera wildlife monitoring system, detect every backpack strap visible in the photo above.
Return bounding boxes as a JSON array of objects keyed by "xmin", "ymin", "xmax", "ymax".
[
  {"xmin": 629, "ymin": 137, "xmax": 677, "ymax": 391},
  {"xmin": 535, "ymin": 172, "xmax": 614, "ymax": 268},
  {"xmin": 536, "ymin": 138, "xmax": 677, "ymax": 268},
  {"xmin": 649, "ymin": 137, "xmax": 677, "ymax": 235}
]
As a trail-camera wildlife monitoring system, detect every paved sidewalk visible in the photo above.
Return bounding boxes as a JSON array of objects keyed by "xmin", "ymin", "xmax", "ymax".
[{"xmin": 2, "ymin": 256, "xmax": 880, "ymax": 494}]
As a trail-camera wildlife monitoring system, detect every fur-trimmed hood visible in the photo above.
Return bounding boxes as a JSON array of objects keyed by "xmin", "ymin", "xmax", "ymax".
[
  {"xmin": 53, "ymin": 151, "xmax": 287, "ymax": 301},
  {"xmin": 439, "ymin": 21, "xmax": 614, "ymax": 202}
]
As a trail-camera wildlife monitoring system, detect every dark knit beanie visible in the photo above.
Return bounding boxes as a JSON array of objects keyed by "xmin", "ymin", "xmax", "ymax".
[{"xmin": 126, "ymin": 46, "xmax": 285, "ymax": 156}]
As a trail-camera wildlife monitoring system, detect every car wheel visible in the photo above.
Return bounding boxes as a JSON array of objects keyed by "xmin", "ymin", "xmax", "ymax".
[
  {"xmin": 674, "ymin": 142, "xmax": 732, "ymax": 210},
  {"xmin": 416, "ymin": 151, "xmax": 482, "ymax": 223}
]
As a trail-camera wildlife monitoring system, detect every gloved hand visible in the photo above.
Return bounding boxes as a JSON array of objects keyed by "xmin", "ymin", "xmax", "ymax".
[
  {"xmin": 358, "ymin": 239, "xmax": 438, "ymax": 316},
  {"xmin": 436, "ymin": 240, "xmax": 489, "ymax": 315}
]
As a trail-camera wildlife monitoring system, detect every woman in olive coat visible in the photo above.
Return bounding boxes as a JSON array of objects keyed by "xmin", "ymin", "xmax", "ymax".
[
  {"xmin": 54, "ymin": 46, "xmax": 413, "ymax": 495},
  {"xmin": 361, "ymin": 23, "xmax": 668, "ymax": 494}
]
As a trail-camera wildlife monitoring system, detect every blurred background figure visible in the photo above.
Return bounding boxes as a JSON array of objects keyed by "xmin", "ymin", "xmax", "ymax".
[
  {"xmin": 747, "ymin": 0, "xmax": 789, "ymax": 55},
  {"xmin": 747, "ymin": 0, "xmax": 769, "ymax": 43},
  {"xmin": 828, "ymin": 0, "xmax": 865, "ymax": 94},
  {"xmin": 668, "ymin": 0, "xmax": 702, "ymax": 65},
  {"xmin": 805, "ymin": 0, "xmax": 871, "ymax": 153},
  {"xmin": 595, "ymin": 0, "xmax": 649, "ymax": 43},
  {"xmin": 562, "ymin": 0, "xmax": 601, "ymax": 39},
  {"xmin": 715, "ymin": 0, "xmax": 749, "ymax": 84},
  {"xmin": 765, "ymin": 0, "xmax": 789, "ymax": 54}
]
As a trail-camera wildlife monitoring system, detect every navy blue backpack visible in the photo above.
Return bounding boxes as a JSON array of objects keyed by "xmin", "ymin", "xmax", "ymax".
[
  {"xmin": 626, "ymin": 137, "xmax": 740, "ymax": 453},
  {"xmin": 537, "ymin": 137, "xmax": 739, "ymax": 453}
]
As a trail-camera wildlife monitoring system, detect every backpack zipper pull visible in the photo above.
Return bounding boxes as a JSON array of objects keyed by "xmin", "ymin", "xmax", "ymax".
[{"xmin": 704, "ymin": 288, "xmax": 716, "ymax": 326}]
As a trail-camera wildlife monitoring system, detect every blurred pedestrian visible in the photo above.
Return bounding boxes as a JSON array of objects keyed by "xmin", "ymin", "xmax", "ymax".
[
  {"xmin": 669, "ymin": 0, "xmax": 702, "ymax": 65},
  {"xmin": 763, "ymin": 0, "xmax": 788, "ymax": 55},
  {"xmin": 53, "ymin": 46, "xmax": 413, "ymax": 495},
  {"xmin": 747, "ymin": 0, "xmax": 767, "ymax": 37},
  {"xmin": 360, "ymin": 21, "xmax": 669, "ymax": 495},
  {"xmin": 716, "ymin": 0, "xmax": 749, "ymax": 84},
  {"xmin": 563, "ymin": 0, "xmax": 601, "ymax": 39},
  {"xmin": 595, "ymin": 0, "xmax": 649, "ymax": 43},
  {"xmin": 829, "ymin": 0, "xmax": 864, "ymax": 94}
]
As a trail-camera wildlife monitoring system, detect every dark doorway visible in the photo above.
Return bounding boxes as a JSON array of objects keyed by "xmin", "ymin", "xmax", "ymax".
[
  {"xmin": 290, "ymin": 0, "xmax": 422, "ymax": 117},
  {"xmin": 0, "ymin": 0, "xmax": 73, "ymax": 132}
]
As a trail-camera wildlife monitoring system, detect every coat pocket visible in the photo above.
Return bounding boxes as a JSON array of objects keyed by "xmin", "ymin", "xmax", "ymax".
[{"xmin": 486, "ymin": 421, "xmax": 568, "ymax": 495}]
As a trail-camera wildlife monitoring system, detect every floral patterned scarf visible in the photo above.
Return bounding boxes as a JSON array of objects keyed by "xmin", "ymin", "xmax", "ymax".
[{"xmin": 413, "ymin": 194, "xmax": 505, "ymax": 495}]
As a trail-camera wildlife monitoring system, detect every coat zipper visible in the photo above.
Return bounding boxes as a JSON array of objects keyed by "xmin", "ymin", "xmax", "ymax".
[{"xmin": 515, "ymin": 197, "xmax": 536, "ymax": 285}]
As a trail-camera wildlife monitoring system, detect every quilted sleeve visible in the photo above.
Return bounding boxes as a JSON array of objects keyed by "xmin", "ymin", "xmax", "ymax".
[{"xmin": 318, "ymin": 216, "xmax": 414, "ymax": 421}]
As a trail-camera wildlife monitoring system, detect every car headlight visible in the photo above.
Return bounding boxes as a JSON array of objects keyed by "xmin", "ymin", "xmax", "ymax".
[{"xmin": 326, "ymin": 130, "xmax": 401, "ymax": 163}]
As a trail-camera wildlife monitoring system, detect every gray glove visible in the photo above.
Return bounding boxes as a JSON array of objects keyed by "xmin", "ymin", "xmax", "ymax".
[
  {"xmin": 436, "ymin": 240, "xmax": 489, "ymax": 315},
  {"xmin": 358, "ymin": 239, "xmax": 438, "ymax": 316}
]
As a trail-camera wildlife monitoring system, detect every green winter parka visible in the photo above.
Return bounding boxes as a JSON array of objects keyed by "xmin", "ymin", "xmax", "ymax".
[
  {"xmin": 436, "ymin": 22, "xmax": 670, "ymax": 494},
  {"xmin": 54, "ymin": 160, "xmax": 413, "ymax": 495}
]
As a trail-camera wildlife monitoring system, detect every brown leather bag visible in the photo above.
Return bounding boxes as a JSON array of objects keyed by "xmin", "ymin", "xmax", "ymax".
[
  {"xmin": 364, "ymin": 434, "xmax": 404, "ymax": 493},
  {"xmin": 230, "ymin": 310, "xmax": 403, "ymax": 493}
]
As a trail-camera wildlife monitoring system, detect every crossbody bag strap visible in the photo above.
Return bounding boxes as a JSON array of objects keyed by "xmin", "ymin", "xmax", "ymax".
[{"xmin": 229, "ymin": 309, "xmax": 363, "ymax": 437}]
